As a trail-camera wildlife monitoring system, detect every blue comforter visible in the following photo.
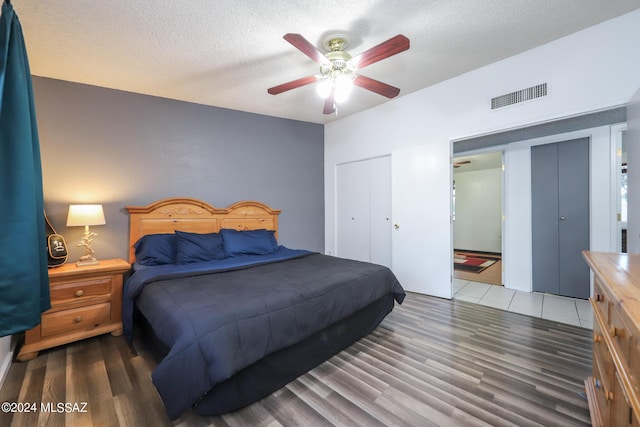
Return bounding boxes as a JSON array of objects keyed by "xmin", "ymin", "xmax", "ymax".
[{"xmin": 124, "ymin": 248, "xmax": 405, "ymax": 419}]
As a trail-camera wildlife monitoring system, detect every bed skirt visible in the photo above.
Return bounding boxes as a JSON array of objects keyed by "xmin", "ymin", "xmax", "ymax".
[{"xmin": 136, "ymin": 293, "xmax": 396, "ymax": 416}]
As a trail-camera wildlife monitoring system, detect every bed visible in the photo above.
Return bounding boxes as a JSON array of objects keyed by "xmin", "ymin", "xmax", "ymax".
[{"xmin": 123, "ymin": 197, "xmax": 405, "ymax": 420}]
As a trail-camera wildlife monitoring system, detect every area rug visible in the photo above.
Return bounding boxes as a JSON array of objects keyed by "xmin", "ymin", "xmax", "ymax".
[{"xmin": 453, "ymin": 254, "xmax": 498, "ymax": 273}]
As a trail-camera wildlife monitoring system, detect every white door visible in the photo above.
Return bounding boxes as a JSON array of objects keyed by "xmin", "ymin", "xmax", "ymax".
[
  {"xmin": 392, "ymin": 145, "xmax": 452, "ymax": 297},
  {"xmin": 336, "ymin": 160, "xmax": 370, "ymax": 261},
  {"xmin": 336, "ymin": 156, "xmax": 392, "ymax": 267},
  {"xmin": 369, "ymin": 156, "xmax": 392, "ymax": 267}
]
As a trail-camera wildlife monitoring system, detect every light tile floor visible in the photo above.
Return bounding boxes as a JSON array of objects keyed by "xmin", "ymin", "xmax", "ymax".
[{"xmin": 454, "ymin": 279, "xmax": 593, "ymax": 329}]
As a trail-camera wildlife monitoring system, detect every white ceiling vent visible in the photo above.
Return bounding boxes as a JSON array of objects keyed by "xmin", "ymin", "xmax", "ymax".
[{"xmin": 491, "ymin": 83, "xmax": 548, "ymax": 110}]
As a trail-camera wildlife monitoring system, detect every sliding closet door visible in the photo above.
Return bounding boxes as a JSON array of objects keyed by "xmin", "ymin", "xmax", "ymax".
[
  {"xmin": 369, "ymin": 156, "xmax": 392, "ymax": 267},
  {"xmin": 531, "ymin": 138, "xmax": 590, "ymax": 299},
  {"xmin": 336, "ymin": 156, "xmax": 391, "ymax": 267},
  {"xmin": 531, "ymin": 144, "xmax": 560, "ymax": 295},
  {"xmin": 336, "ymin": 160, "xmax": 370, "ymax": 262}
]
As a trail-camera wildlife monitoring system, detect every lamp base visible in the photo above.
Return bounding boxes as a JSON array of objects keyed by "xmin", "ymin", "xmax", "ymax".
[{"xmin": 76, "ymin": 257, "xmax": 99, "ymax": 267}]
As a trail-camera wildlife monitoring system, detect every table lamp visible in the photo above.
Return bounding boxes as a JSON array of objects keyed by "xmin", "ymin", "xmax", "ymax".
[{"xmin": 66, "ymin": 204, "xmax": 106, "ymax": 266}]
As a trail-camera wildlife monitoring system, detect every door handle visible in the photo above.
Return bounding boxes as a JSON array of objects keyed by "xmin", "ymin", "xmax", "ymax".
[{"xmin": 560, "ymin": 216, "xmax": 566, "ymax": 220}]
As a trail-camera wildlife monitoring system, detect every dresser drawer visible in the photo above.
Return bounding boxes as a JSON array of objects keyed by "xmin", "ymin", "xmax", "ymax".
[
  {"xmin": 612, "ymin": 371, "xmax": 639, "ymax": 427},
  {"xmin": 41, "ymin": 303, "xmax": 112, "ymax": 337},
  {"xmin": 592, "ymin": 278, "xmax": 610, "ymax": 323},
  {"xmin": 49, "ymin": 276, "xmax": 112, "ymax": 305},
  {"xmin": 583, "ymin": 251, "xmax": 640, "ymax": 427},
  {"xmin": 590, "ymin": 369, "xmax": 611, "ymax": 424},
  {"xmin": 594, "ymin": 320, "xmax": 614, "ymax": 392},
  {"xmin": 631, "ymin": 338, "xmax": 640, "ymax": 399},
  {"xmin": 610, "ymin": 305, "xmax": 633, "ymax": 368}
]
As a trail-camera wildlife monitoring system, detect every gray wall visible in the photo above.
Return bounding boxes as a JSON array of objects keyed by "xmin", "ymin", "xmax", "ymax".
[{"xmin": 33, "ymin": 77, "xmax": 324, "ymax": 262}]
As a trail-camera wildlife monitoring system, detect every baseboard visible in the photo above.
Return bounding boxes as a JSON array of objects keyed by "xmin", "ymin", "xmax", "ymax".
[{"xmin": 0, "ymin": 335, "xmax": 16, "ymax": 389}]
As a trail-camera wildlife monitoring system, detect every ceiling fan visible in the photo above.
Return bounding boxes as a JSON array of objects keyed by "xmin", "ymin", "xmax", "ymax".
[{"xmin": 267, "ymin": 33, "xmax": 410, "ymax": 115}]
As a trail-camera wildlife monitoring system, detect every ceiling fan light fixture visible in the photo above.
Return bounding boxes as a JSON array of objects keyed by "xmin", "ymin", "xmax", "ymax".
[
  {"xmin": 268, "ymin": 32, "xmax": 409, "ymax": 114},
  {"xmin": 315, "ymin": 75, "xmax": 354, "ymax": 102},
  {"xmin": 316, "ymin": 77, "xmax": 332, "ymax": 99},
  {"xmin": 334, "ymin": 75, "xmax": 354, "ymax": 103}
]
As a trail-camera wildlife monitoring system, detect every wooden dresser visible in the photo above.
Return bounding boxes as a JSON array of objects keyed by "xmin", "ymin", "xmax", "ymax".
[
  {"xmin": 17, "ymin": 258, "xmax": 130, "ymax": 361},
  {"xmin": 583, "ymin": 251, "xmax": 640, "ymax": 427}
]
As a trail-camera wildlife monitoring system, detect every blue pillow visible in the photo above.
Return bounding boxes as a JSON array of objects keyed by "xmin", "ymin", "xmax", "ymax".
[
  {"xmin": 134, "ymin": 234, "xmax": 177, "ymax": 266},
  {"xmin": 175, "ymin": 230, "xmax": 225, "ymax": 264},
  {"xmin": 220, "ymin": 228, "xmax": 278, "ymax": 257}
]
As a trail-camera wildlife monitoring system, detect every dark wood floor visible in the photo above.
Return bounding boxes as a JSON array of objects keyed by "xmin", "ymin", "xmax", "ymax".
[{"xmin": 0, "ymin": 292, "xmax": 593, "ymax": 426}]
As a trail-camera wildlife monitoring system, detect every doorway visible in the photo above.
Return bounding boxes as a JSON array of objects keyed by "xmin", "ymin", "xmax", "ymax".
[
  {"xmin": 452, "ymin": 151, "xmax": 503, "ymax": 286},
  {"xmin": 614, "ymin": 126, "xmax": 628, "ymax": 253}
]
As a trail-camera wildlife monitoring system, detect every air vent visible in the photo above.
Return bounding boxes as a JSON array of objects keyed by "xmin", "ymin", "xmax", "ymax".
[{"xmin": 491, "ymin": 83, "xmax": 547, "ymax": 109}]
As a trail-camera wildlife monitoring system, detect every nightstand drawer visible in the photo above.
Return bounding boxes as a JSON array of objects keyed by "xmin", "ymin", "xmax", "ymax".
[
  {"xmin": 50, "ymin": 277, "xmax": 112, "ymax": 305},
  {"xmin": 41, "ymin": 303, "xmax": 111, "ymax": 337},
  {"xmin": 17, "ymin": 258, "xmax": 130, "ymax": 362}
]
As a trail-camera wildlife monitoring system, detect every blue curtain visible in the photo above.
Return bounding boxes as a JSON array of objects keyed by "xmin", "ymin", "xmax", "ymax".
[{"xmin": 0, "ymin": 1, "xmax": 50, "ymax": 337}]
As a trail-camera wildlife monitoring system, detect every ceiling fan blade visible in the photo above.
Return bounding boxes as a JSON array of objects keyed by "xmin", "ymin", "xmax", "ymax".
[
  {"xmin": 267, "ymin": 75, "xmax": 317, "ymax": 95},
  {"xmin": 323, "ymin": 94, "xmax": 336, "ymax": 115},
  {"xmin": 283, "ymin": 33, "xmax": 330, "ymax": 65},
  {"xmin": 353, "ymin": 75, "xmax": 400, "ymax": 98},
  {"xmin": 453, "ymin": 160, "xmax": 471, "ymax": 168},
  {"xmin": 351, "ymin": 34, "xmax": 410, "ymax": 69}
]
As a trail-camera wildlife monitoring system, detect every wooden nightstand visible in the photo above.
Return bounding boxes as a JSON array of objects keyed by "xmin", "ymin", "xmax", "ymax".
[{"xmin": 17, "ymin": 258, "xmax": 130, "ymax": 361}]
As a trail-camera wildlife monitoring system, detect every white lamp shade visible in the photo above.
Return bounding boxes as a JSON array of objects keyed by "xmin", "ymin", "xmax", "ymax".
[{"xmin": 66, "ymin": 204, "xmax": 106, "ymax": 227}]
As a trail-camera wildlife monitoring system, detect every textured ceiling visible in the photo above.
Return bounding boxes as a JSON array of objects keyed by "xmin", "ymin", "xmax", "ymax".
[{"xmin": 12, "ymin": 0, "xmax": 640, "ymax": 124}]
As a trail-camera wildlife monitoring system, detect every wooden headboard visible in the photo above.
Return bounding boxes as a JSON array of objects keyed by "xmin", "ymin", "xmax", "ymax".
[{"xmin": 126, "ymin": 197, "xmax": 281, "ymax": 263}]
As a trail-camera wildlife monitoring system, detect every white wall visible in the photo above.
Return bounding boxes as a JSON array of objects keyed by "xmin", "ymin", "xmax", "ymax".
[
  {"xmin": 453, "ymin": 168, "xmax": 502, "ymax": 253},
  {"xmin": 325, "ymin": 9, "xmax": 640, "ymax": 298}
]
